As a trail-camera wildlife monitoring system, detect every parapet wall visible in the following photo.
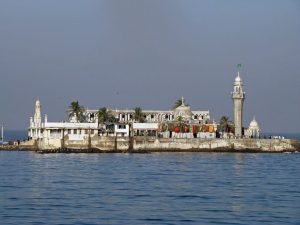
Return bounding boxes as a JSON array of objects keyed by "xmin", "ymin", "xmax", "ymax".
[{"xmin": 31, "ymin": 136, "xmax": 299, "ymax": 152}]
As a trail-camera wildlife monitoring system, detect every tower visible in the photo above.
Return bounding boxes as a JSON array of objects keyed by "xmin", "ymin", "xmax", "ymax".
[
  {"xmin": 34, "ymin": 99, "xmax": 42, "ymax": 128},
  {"xmin": 231, "ymin": 67, "xmax": 245, "ymax": 138}
]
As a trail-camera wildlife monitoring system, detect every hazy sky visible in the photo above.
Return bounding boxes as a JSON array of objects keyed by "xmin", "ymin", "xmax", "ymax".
[{"xmin": 0, "ymin": 0, "xmax": 299, "ymax": 132}]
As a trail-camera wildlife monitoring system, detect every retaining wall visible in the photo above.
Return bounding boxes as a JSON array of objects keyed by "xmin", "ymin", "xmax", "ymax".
[{"xmin": 29, "ymin": 136, "xmax": 299, "ymax": 152}]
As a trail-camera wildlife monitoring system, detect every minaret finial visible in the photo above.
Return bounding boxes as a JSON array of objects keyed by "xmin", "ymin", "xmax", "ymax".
[
  {"xmin": 237, "ymin": 63, "xmax": 242, "ymax": 77},
  {"xmin": 181, "ymin": 96, "xmax": 184, "ymax": 106}
]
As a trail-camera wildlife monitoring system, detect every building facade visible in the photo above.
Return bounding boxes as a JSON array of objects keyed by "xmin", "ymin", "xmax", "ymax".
[
  {"xmin": 84, "ymin": 97, "xmax": 210, "ymax": 124},
  {"xmin": 28, "ymin": 97, "xmax": 212, "ymax": 140}
]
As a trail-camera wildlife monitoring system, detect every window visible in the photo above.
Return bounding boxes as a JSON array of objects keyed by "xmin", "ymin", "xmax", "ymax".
[
  {"xmin": 74, "ymin": 129, "xmax": 77, "ymax": 134},
  {"xmin": 68, "ymin": 129, "xmax": 71, "ymax": 134},
  {"xmin": 91, "ymin": 130, "xmax": 94, "ymax": 134},
  {"xmin": 85, "ymin": 130, "xmax": 88, "ymax": 134},
  {"xmin": 118, "ymin": 125, "xmax": 126, "ymax": 129}
]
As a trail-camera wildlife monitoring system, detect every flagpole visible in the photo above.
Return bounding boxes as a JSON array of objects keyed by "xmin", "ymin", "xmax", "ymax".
[{"xmin": 1, "ymin": 123, "xmax": 3, "ymax": 143}]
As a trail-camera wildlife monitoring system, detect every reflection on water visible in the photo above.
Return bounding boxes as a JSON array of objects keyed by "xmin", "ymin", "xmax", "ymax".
[{"xmin": 0, "ymin": 152, "xmax": 300, "ymax": 225}]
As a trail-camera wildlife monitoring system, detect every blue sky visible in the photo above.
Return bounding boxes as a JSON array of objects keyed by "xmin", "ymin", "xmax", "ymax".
[{"xmin": 0, "ymin": 0, "xmax": 299, "ymax": 132}]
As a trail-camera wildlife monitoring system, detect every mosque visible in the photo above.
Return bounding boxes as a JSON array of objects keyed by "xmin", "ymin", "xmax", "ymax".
[
  {"xmin": 83, "ymin": 96, "xmax": 210, "ymax": 124},
  {"xmin": 28, "ymin": 69, "xmax": 260, "ymax": 140}
]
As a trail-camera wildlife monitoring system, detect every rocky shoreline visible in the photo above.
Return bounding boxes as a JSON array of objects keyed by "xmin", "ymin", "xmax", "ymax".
[
  {"xmin": 34, "ymin": 148, "xmax": 299, "ymax": 154},
  {"xmin": 1, "ymin": 148, "xmax": 298, "ymax": 154}
]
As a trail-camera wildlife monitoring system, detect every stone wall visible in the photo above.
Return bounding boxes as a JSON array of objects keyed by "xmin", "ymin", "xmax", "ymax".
[
  {"xmin": 30, "ymin": 136, "xmax": 299, "ymax": 152},
  {"xmin": 133, "ymin": 138, "xmax": 296, "ymax": 152}
]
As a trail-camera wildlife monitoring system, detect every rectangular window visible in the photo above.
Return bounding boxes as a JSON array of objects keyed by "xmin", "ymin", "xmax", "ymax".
[
  {"xmin": 91, "ymin": 130, "xmax": 94, "ymax": 134},
  {"xmin": 74, "ymin": 129, "xmax": 77, "ymax": 134}
]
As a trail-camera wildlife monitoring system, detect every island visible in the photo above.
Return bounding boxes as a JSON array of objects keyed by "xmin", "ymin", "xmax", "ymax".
[{"xmin": 20, "ymin": 67, "xmax": 300, "ymax": 153}]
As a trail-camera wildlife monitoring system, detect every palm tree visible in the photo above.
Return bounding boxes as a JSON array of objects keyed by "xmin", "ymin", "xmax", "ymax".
[
  {"xmin": 219, "ymin": 116, "xmax": 233, "ymax": 133},
  {"xmin": 97, "ymin": 107, "xmax": 115, "ymax": 125},
  {"xmin": 133, "ymin": 107, "xmax": 145, "ymax": 122},
  {"xmin": 173, "ymin": 97, "xmax": 189, "ymax": 109},
  {"xmin": 68, "ymin": 101, "xmax": 86, "ymax": 122}
]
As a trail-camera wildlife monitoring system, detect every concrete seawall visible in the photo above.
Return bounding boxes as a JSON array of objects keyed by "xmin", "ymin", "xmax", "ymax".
[{"xmin": 19, "ymin": 136, "xmax": 300, "ymax": 153}]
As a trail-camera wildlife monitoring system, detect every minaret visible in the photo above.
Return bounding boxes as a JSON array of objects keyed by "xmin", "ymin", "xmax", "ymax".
[
  {"xmin": 231, "ymin": 67, "xmax": 245, "ymax": 138},
  {"xmin": 34, "ymin": 99, "xmax": 42, "ymax": 128}
]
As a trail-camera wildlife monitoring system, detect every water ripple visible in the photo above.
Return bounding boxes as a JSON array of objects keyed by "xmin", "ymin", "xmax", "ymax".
[{"xmin": 0, "ymin": 152, "xmax": 300, "ymax": 225}]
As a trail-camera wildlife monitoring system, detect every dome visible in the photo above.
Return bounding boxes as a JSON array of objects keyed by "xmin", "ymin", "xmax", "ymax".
[
  {"xmin": 249, "ymin": 117, "xmax": 259, "ymax": 129},
  {"xmin": 235, "ymin": 72, "xmax": 242, "ymax": 83},
  {"xmin": 35, "ymin": 99, "xmax": 41, "ymax": 106},
  {"xmin": 173, "ymin": 97, "xmax": 192, "ymax": 121},
  {"xmin": 247, "ymin": 117, "xmax": 261, "ymax": 138}
]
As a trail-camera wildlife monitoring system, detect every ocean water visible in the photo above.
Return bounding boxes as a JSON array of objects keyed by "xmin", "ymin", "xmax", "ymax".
[{"xmin": 0, "ymin": 152, "xmax": 299, "ymax": 225}]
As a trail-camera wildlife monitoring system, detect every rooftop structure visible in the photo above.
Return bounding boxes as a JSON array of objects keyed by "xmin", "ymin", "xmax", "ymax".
[{"xmin": 84, "ymin": 97, "xmax": 210, "ymax": 124}]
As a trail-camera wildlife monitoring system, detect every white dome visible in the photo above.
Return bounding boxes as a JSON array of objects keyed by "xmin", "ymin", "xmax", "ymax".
[
  {"xmin": 174, "ymin": 97, "xmax": 192, "ymax": 121},
  {"xmin": 249, "ymin": 117, "xmax": 259, "ymax": 128},
  {"xmin": 235, "ymin": 73, "xmax": 242, "ymax": 83}
]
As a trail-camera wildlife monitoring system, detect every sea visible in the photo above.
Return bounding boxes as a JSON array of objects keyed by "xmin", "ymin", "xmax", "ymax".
[{"xmin": 0, "ymin": 131, "xmax": 300, "ymax": 225}]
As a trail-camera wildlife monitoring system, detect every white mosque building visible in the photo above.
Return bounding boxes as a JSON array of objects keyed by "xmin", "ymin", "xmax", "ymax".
[
  {"xmin": 28, "ymin": 97, "xmax": 213, "ymax": 140},
  {"xmin": 28, "ymin": 68, "xmax": 261, "ymax": 140},
  {"xmin": 245, "ymin": 117, "xmax": 261, "ymax": 139},
  {"xmin": 83, "ymin": 97, "xmax": 210, "ymax": 124}
]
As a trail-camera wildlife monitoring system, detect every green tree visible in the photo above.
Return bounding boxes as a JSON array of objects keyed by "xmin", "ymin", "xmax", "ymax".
[
  {"xmin": 133, "ymin": 107, "xmax": 145, "ymax": 122},
  {"xmin": 219, "ymin": 116, "xmax": 233, "ymax": 133},
  {"xmin": 67, "ymin": 101, "xmax": 86, "ymax": 122},
  {"xmin": 97, "ymin": 107, "xmax": 116, "ymax": 124}
]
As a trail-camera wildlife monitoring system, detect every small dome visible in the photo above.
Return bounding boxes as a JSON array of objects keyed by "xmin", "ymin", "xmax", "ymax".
[
  {"xmin": 35, "ymin": 99, "xmax": 41, "ymax": 106},
  {"xmin": 174, "ymin": 97, "xmax": 192, "ymax": 121},
  {"xmin": 249, "ymin": 117, "xmax": 259, "ymax": 128},
  {"xmin": 235, "ymin": 72, "xmax": 242, "ymax": 83}
]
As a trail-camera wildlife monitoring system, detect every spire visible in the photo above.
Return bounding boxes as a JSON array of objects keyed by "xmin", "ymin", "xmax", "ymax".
[
  {"xmin": 181, "ymin": 96, "xmax": 185, "ymax": 106},
  {"xmin": 235, "ymin": 64, "xmax": 242, "ymax": 83},
  {"xmin": 34, "ymin": 99, "xmax": 42, "ymax": 126}
]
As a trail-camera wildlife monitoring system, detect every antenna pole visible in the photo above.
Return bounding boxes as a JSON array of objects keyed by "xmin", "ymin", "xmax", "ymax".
[{"xmin": 1, "ymin": 124, "xmax": 3, "ymax": 142}]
